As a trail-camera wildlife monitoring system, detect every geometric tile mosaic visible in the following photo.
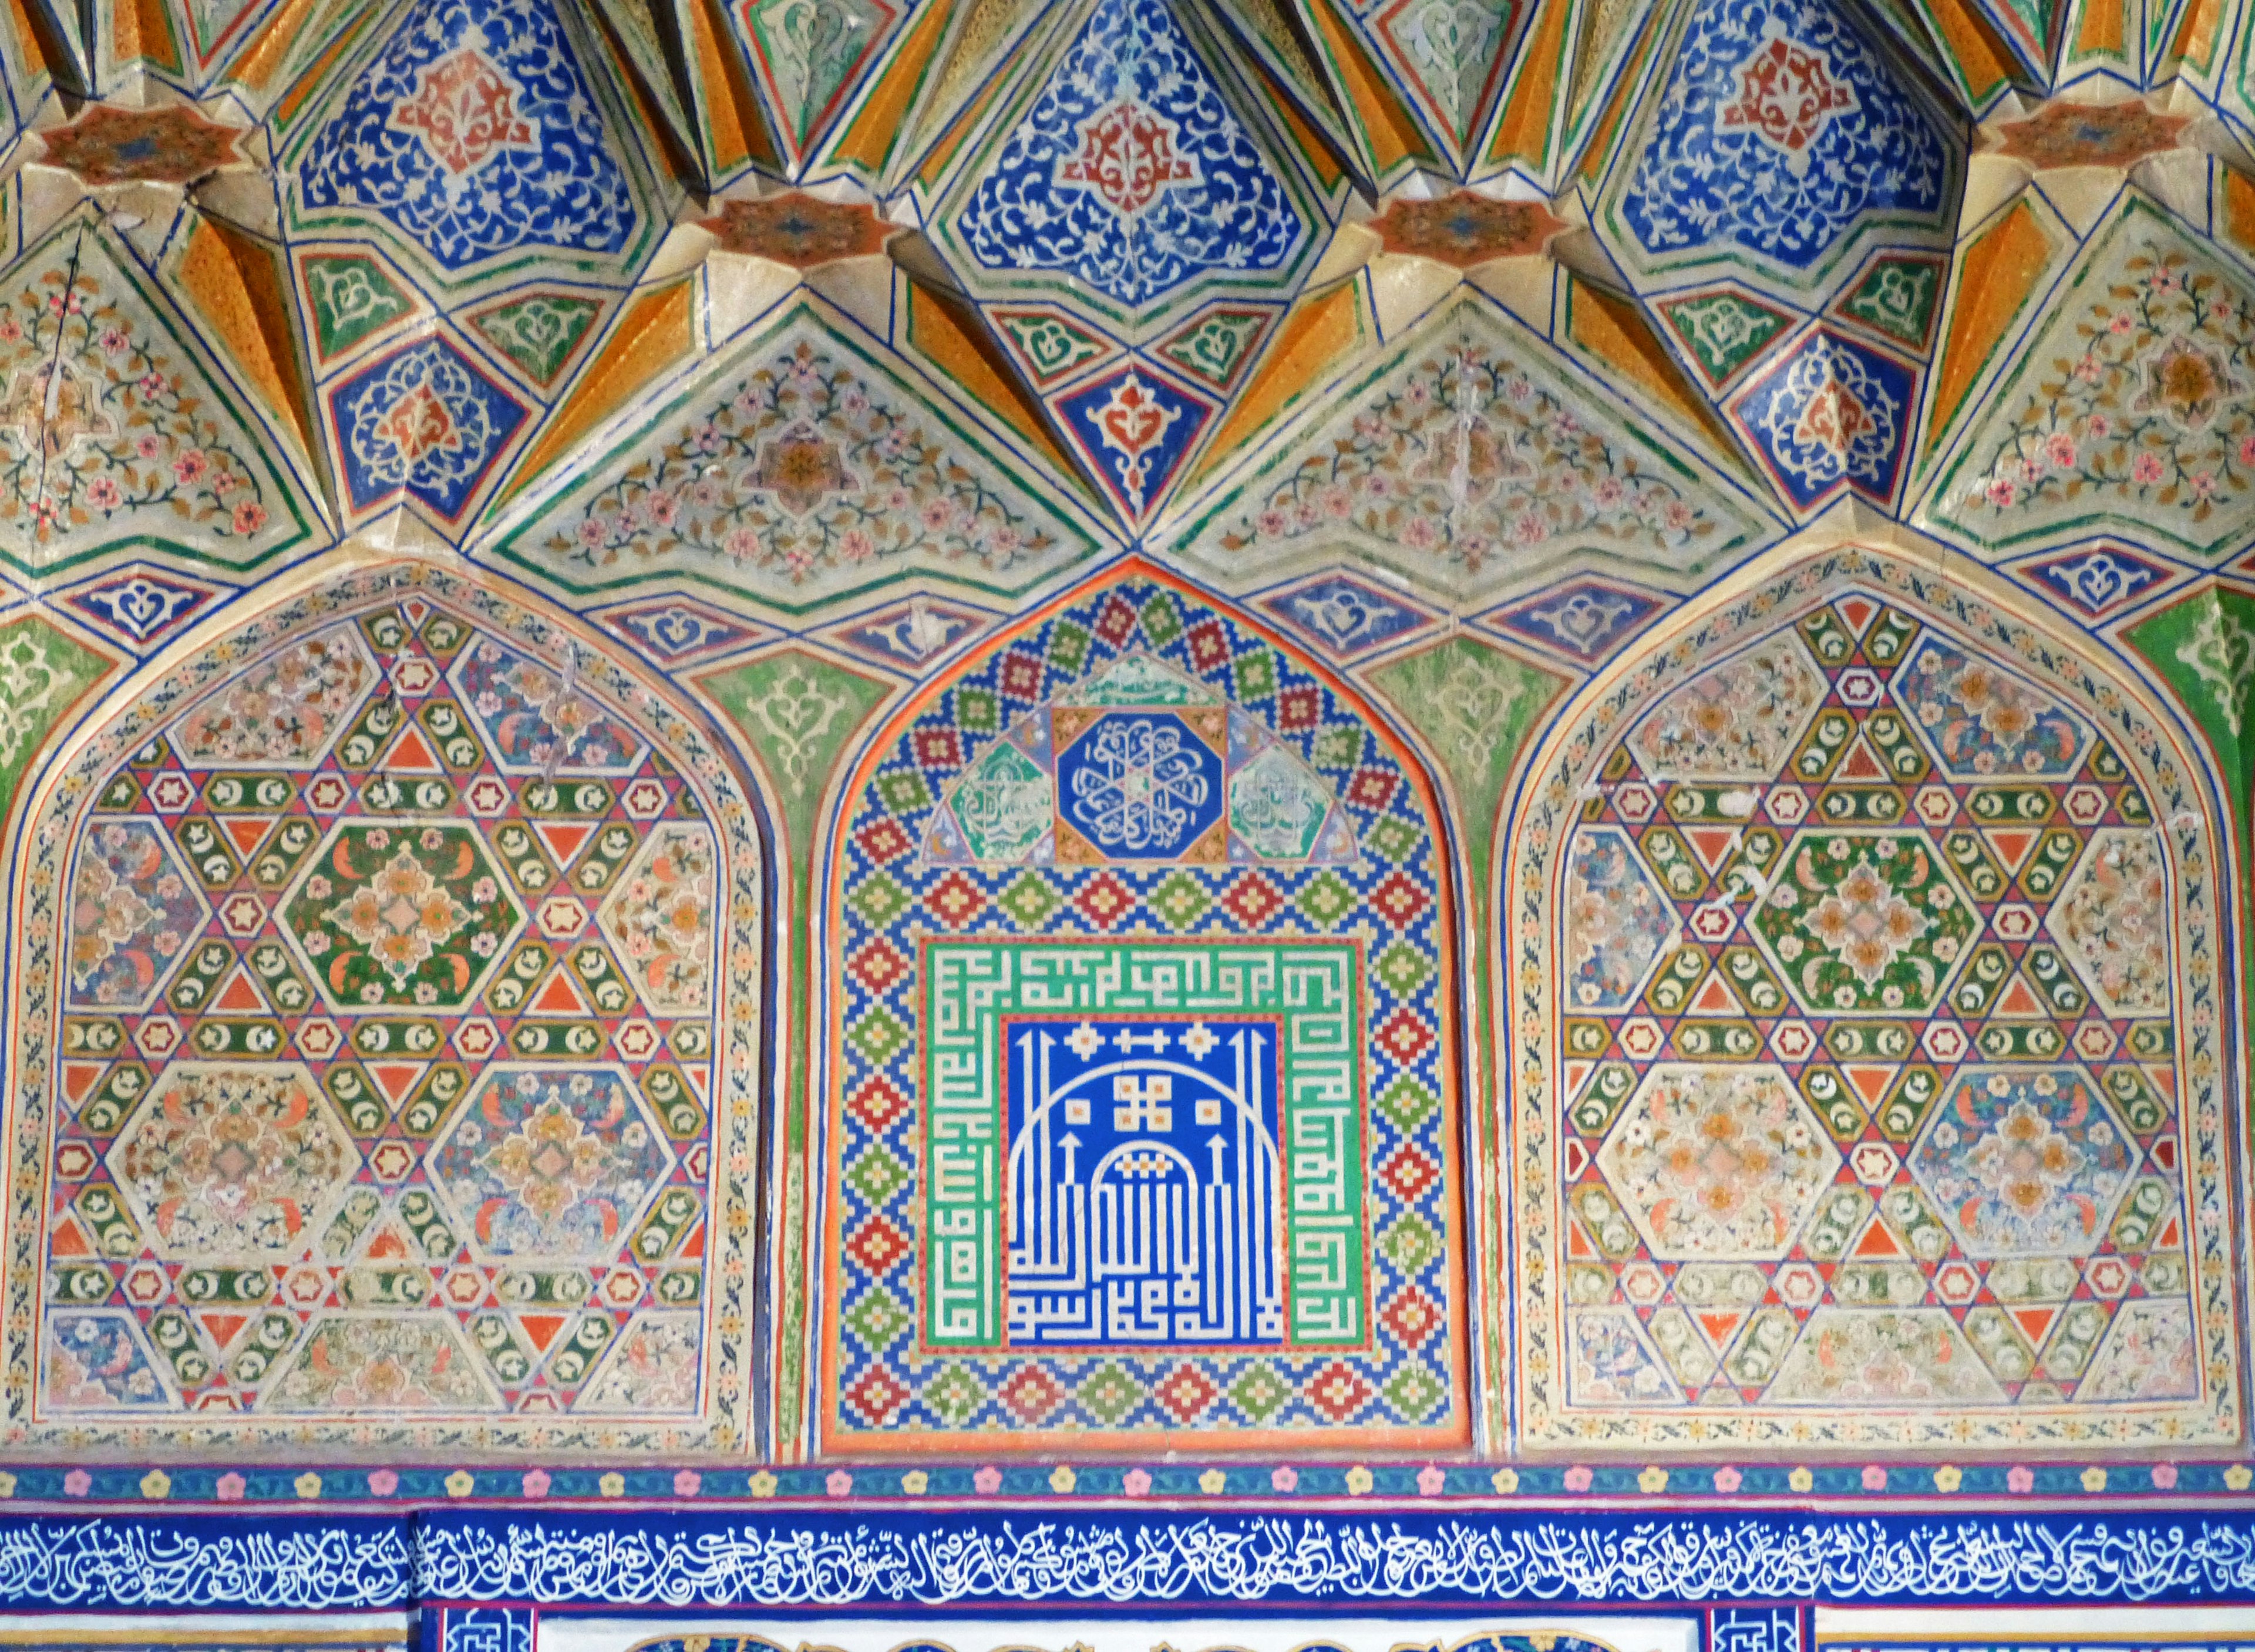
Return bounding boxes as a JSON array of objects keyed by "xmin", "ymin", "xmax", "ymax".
[
  {"xmin": 1508, "ymin": 544, "xmax": 2237, "ymax": 1447},
  {"xmin": 12, "ymin": 567, "xmax": 763, "ymax": 1448},
  {"xmin": 823, "ymin": 561, "xmax": 1466, "ymax": 1448}
]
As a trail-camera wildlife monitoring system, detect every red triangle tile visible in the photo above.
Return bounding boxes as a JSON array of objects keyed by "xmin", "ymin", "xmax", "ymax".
[
  {"xmin": 1836, "ymin": 595, "xmax": 1879, "ymax": 635},
  {"xmin": 529, "ymin": 967, "xmax": 594, "ymax": 1016},
  {"xmin": 2012, "ymin": 1306, "xmax": 2059, "ymax": 1348},
  {"xmin": 533, "ymin": 821, "xmax": 595, "ymax": 867},
  {"xmin": 1684, "ymin": 827, "xmax": 1739, "ymax": 872},
  {"xmin": 1994, "ymin": 976, "xmax": 2046, "ymax": 1018},
  {"xmin": 220, "ymin": 815, "xmax": 275, "ymax": 857},
  {"xmin": 519, "ymin": 1314, "xmax": 567, "ymax": 1354},
  {"xmin": 1843, "ymin": 1064, "xmax": 1898, "ymax": 1108},
  {"xmin": 384, "ymin": 724, "xmax": 444, "ymax": 773},
  {"xmin": 60, "ymin": 1061, "xmax": 106, "ymax": 1106},
  {"xmin": 1985, "ymin": 828, "xmax": 2039, "ymax": 874},
  {"xmin": 1851, "ymin": 1218, "xmax": 1903, "ymax": 1257},
  {"xmin": 209, "ymin": 966, "xmax": 270, "ymax": 1016},
  {"xmin": 366, "ymin": 1062, "xmax": 429, "ymax": 1106}
]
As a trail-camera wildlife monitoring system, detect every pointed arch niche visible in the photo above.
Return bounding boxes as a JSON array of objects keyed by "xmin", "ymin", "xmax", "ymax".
[
  {"xmin": 8, "ymin": 562, "xmax": 766, "ymax": 1452},
  {"xmin": 1506, "ymin": 542, "xmax": 2241, "ymax": 1452},
  {"xmin": 818, "ymin": 559, "xmax": 1469, "ymax": 1454}
]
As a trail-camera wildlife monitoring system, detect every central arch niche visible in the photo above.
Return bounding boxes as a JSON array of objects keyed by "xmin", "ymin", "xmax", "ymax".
[
  {"xmin": 821, "ymin": 561, "xmax": 1468, "ymax": 1452},
  {"xmin": 1507, "ymin": 543, "xmax": 2241, "ymax": 1451},
  {"xmin": 9, "ymin": 565, "xmax": 765, "ymax": 1452}
]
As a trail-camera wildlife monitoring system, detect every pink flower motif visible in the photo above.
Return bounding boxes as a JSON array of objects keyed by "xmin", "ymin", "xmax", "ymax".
[
  {"xmin": 826, "ymin": 1469, "xmax": 853, "ymax": 1497},
  {"xmin": 522, "ymin": 1470, "xmax": 551, "ymax": 1498},
  {"xmin": 2111, "ymin": 314, "xmax": 2135, "ymax": 334},
  {"xmin": 1862, "ymin": 1465, "xmax": 1887, "ymax": 1491},
  {"xmin": 2008, "ymin": 1466, "xmax": 2035, "ymax": 1493},
  {"xmin": 216, "ymin": 1473, "xmax": 245, "ymax": 1501},
  {"xmin": 367, "ymin": 1470, "xmax": 398, "ymax": 1496},
  {"xmin": 63, "ymin": 1470, "xmax": 89, "ymax": 1496},
  {"xmin": 2240, "ymin": 435, "xmax": 2255, "ymax": 466},
  {"xmin": 1271, "ymin": 1466, "xmax": 1298, "ymax": 1493},
  {"xmin": 974, "ymin": 1466, "xmax": 1002, "ymax": 1494},
  {"xmin": 138, "ymin": 373, "xmax": 163, "ymax": 397},
  {"xmin": 1563, "ymin": 1465, "xmax": 1593, "ymax": 1492},
  {"xmin": 2047, "ymin": 434, "xmax": 2076, "ymax": 470},
  {"xmin": 134, "ymin": 434, "xmax": 160, "ymax": 459},
  {"xmin": 1712, "ymin": 1466, "xmax": 1743, "ymax": 1493},
  {"xmin": 1401, "ymin": 515, "xmax": 1439, "ymax": 551},
  {"xmin": 232, "ymin": 501, "xmax": 266, "ymax": 534},
  {"xmin": 674, "ymin": 1469, "xmax": 702, "ymax": 1496},
  {"xmin": 1254, "ymin": 509, "xmax": 1289, "ymax": 538},
  {"xmin": 172, "ymin": 450, "xmax": 208, "ymax": 485},
  {"xmin": 2152, "ymin": 1464, "xmax": 2179, "ymax": 1489},
  {"xmin": 1417, "ymin": 1465, "xmax": 1447, "ymax": 1495},
  {"xmin": 84, "ymin": 477, "xmax": 120, "ymax": 509},
  {"xmin": 2088, "ymin": 414, "xmax": 2111, "ymax": 437},
  {"xmin": 0, "ymin": 319, "xmax": 20, "ymax": 342},
  {"xmin": 2133, "ymin": 451, "xmax": 2165, "ymax": 484},
  {"xmin": 2193, "ymin": 470, "xmax": 2218, "ymax": 497},
  {"xmin": 1987, "ymin": 477, "xmax": 2018, "ymax": 508},
  {"xmin": 1123, "ymin": 1469, "xmax": 1152, "ymax": 1497}
]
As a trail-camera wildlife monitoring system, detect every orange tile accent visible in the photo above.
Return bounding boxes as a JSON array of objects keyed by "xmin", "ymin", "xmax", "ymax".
[
  {"xmin": 905, "ymin": 283, "xmax": 1089, "ymax": 490},
  {"xmin": 918, "ymin": 62, "xmax": 1011, "ymax": 189},
  {"xmin": 1575, "ymin": 7, "xmax": 1657, "ymax": 184},
  {"xmin": 1485, "ymin": 0, "xmax": 1571, "ymax": 171},
  {"xmin": 1247, "ymin": 50, "xmax": 1347, "ymax": 191},
  {"xmin": 689, "ymin": 0, "xmax": 782, "ymax": 173},
  {"xmin": 110, "ymin": 0, "xmax": 182, "ymax": 75},
  {"xmin": 832, "ymin": 0, "xmax": 954, "ymax": 174},
  {"xmin": 2224, "ymin": 167, "xmax": 2255, "ymax": 258},
  {"xmin": 1302, "ymin": 0, "xmax": 1438, "ymax": 178},
  {"xmin": 1564, "ymin": 275, "xmax": 1742, "ymax": 460},
  {"xmin": 1186, "ymin": 281, "xmax": 1364, "ymax": 488},
  {"xmin": 272, "ymin": 6, "xmax": 379, "ymax": 127},
  {"xmin": 2170, "ymin": 0, "xmax": 2226, "ymax": 73},
  {"xmin": 507, "ymin": 280, "xmax": 695, "ymax": 498},
  {"xmin": 1926, "ymin": 201, "xmax": 2054, "ymax": 454},
  {"xmin": 1920, "ymin": 0, "xmax": 2018, "ymax": 105},
  {"xmin": 177, "ymin": 217, "xmax": 318, "ymax": 458},
  {"xmin": 2071, "ymin": 0, "xmax": 2125, "ymax": 59}
]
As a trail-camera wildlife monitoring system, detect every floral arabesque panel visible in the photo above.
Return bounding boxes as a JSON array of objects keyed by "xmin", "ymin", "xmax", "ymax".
[
  {"xmin": 14, "ymin": 565, "xmax": 764, "ymax": 1449},
  {"xmin": 1510, "ymin": 543, "xmax": 2239, "ymax": 1448},
  {"xmin": 823, "ymin": 563, "xmax": 1467, "ymax": 1449}
]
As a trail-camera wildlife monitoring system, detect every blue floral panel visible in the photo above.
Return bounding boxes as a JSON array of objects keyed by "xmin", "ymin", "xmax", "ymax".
[
  {"xmin": 298, "ymin": 0, "xmax": 638, "ymax": 275},
  {"xmin": 954, "ymin": 0, "xmax": 1309, "ymax": 310},
  {"xmin": 1619, "ymin": 0, "xmax": 1950, "ymax": 279}
]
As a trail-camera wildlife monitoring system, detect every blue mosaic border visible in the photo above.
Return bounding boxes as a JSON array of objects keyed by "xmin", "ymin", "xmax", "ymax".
[{"xmin": 0, "ymin": 1507, "xmax": 2251, "ymax": 1609}]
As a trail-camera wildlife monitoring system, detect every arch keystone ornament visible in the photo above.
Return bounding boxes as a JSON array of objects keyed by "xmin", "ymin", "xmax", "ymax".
[
  {"xmin": 11, "ymin": 565, "xmax": 763, "ymax": 1451},
  {"xmin": 823, "ymin": 562, "xmax": 1467, "ymax": 1451},
  {"xmin": 1509, "ymin": 545, "xmax": 2239, "ymax": 1448}
]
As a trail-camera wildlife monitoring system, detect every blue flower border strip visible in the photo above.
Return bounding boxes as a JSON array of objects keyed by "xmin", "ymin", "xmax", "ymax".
[{"xmin": 3, "ymin": 1509, "xmax": 2255, "ymax": 1609}]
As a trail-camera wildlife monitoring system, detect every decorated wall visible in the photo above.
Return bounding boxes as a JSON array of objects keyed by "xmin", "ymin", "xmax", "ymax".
[{"xmin": 0, "ymin": 0, "xmax": 2250, "ymax": 1641}]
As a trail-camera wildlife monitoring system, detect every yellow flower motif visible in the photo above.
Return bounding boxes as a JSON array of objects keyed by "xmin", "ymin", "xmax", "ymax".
[
  {"xmin": 600, "ymin": 1472, "xmax": 626, "ymax": 1498},
  {"xmin": 1345, "ymin": 1466, "xmax": 1374, "ymax": 1495},
  {"xmin": 140, "ymin": 1470, "xmax": 170, "ymax": 1501},
  {"xmin": 0, "ymin": 1474, "xmax": 18, "ymax": 1498},
  {"xmin": 444, "ymin": 1470, "xmax": 473, "ymax": 1498},
  {"xmin": 1933, "ymin": 1466, "xmax": 1962, "ymax": 1493},
  {"xmin": 1199, "ymin": 1469, "xmax": 1227, "ymax": 1494},
  {"xmin": 748, "ymin": 1471, "xmax": 778, "ymax": 1499},
  {"xmin": 2082, "ymin": 1466, "xmax": 2108, "ymax": 1493},
  {"xmin": 2229, "ymin": 1465, "xmax": 2253, "ymax": 1492},
  {"xmin": 1789, "ymin": 1467, "xmax": 1813, "ymax": 1493},
  {"xmin": 295, "ymin": 1472, "xmax": 322, "ymax": 1500},
  {"xmin": 1490, "ymin": 1468, "xmax": 1519, "ymax": 1494},
  {"xmin": 902, "ymin": 1471, "xmax": 929, "ymax": 1495},
  {"xmin": 1049, "ymin": 1464, "xmax": 1076, "ymax": 1493},
  {"xmin": 1638, "ymin": 1466, "xmax": 1668, "ymax": 1494}
]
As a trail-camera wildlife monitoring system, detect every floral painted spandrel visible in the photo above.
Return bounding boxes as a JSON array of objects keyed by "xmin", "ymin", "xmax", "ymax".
[
  {"xmin": 0, "ymin": 224, "xmax": 312, "ymax": 576},
  {"xmin": 1931, "ymin": 204, "xmax": 2255, "ymax": 563},
  {"xmin": 503, "ymin": 308, "xmax": 1095, "ymax": 609}
]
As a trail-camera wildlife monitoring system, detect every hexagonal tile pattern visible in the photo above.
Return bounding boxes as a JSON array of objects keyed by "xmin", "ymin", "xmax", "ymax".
[
  {"xmin": 447, "ymin": 635, "xmax": 649, "ymax": 775},
  {"xmin": 167, "ymin": 629, "xmax": 379, "ymax": 769},
  {"xmin": 1750, "ymin": 828, "xmax": 1978, "ymax": 1015},
  {"xmin": 426, "ymin": 1066, "xmax": 676, "ymax": 1263},
  {"xmin": 1627, "ymin": 632, "xmax": 1827, "ymax": 782},
  {"xmin": 1597, "ymin": 1064, "xmax": 1842, "ymax": 1261},
  {"xmin": 2045, "ymin": 828, "xmax": 2172, "ymax": 1019},
  {"xmin": 66, "ymin": 818, "xmax": 211, "ymax": 1012},
  {"xmin": 1886, "ymin": 634, "xmax": 2094, "ymax": 781},
  {"xmin": 1563, "ymin": 825, "xmax": 1680, "ymax": 1012},
  {"xmin": 1908, "ymin": 1066, "xmax": 2137, "ymax": 1259},
  {"xmin": 106, "ymin": 1062, "xmax": 361, "ymax": 1261},
  {"xmin": 596, "ymin": 822, "xmax": 718, "ymax": 1017},
  {"xmin": 280, "ymin": 821, "xmax": 527, "ymax": 1012}
]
